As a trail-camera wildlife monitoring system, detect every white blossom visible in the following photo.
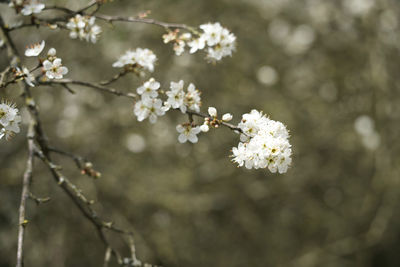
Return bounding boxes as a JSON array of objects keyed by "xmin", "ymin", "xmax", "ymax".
[
  {"xmin": 163, "ymin": 81, "xmax": 202, "ymax": 114},
  {"xmin": 163, "ymin": 22, "xmax": 235, "ymax": 61},
  {"xmin": 208, "ymin": 107, "xmax": 217, "ymax": 117},
  {"xmin": 47, "ymin": 48, "xmax": 56, "ymax": 57},
  {"xmin": 162, "ymin": 31, "xmax": 178, "ymax": 43},
  {"xmin": 24, "ymin": 40, "xmax": 45, "ymax": 57},
  {"xmin": 9, "ymin": 0, "xmax": 24, "ymax": 8},
  {"xmin": 0, "ymin": 101, "xmax": 18, "ymax": 127},
  {"xmin": 199, "ymin": 124, "xmax": 209, "ymax": 132},
  {"xmin": 199, "ymin": 23, "xmax": 236, "ymax": 61},
  {"xmin": 176, "ymin": 124, "xmax": 201, "ymax": 143},
  {"xmin": 134, "ymin": 97, "xmax": 165, "ymax": 124},
  {"xmin": 187, "ymin": 37, "xmax": 206, "ymax": 53},
  {"xmin": 0, "ymin": 101, "xmax": 21, "ymax": 140},
  {"xmin": 43, "ymin": 58, "xmax": 68, "ymax": 80},
  {"xmin": 200, "ymin": 23, "xmax": 224, "ymax": 46},
  {"xmin": 165, "ymin": 80, "xmax": 186, "ymax": 112},
  {"xmin": 185, "ymin": 83, "xmax": 201, "ymax": 112},
  {"xmin": 16, "ymin": 67, "xmax": 35, "ymax": 87},
  {"xmin": 222, "ymin": 113, "xmax": 233, "ymax": 121},
  {"xmin": 232, "ymin": 110, "xmax": 292, "ymax": 174},
  {"xmin": 173, "ymin": 40, "xmax": 186, "ymax": 56},
  {"xmin": 88, "ymin": 24, "xmax": 102, "ymax": 43},
  {"xmin": 66, "ymin": 15, "xmax": 102, "ymax": 43},
  {"xmin": 113, "ymin": 48, "xmax": 157, "ymax": 72},
  {"xmin": 21, "ymin": 1, "xmax": 45, "ymax": 16},
  {"xmin": 136, "ymin": 78, "xmax": 160, "ymax": 100}
]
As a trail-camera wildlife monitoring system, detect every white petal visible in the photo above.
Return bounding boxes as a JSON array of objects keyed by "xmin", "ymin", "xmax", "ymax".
[
  {"xmin": 178, "ymin": 134, "xmax": 187, "ymax": 143},
  {"xmin": 188, "ymin": 134, "xmax": 198, "ymax": 143}
]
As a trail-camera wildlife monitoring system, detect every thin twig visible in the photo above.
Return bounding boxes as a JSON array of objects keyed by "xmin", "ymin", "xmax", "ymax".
[
  {"xmin": 28, "ymin": 192, "xmax": 51, "ymax": 205},
  {"xmin": 39, "ymin": 79, "xmax": 137, "ymax": 99},
  {"xmin": 48, "ymin": 146, "xmax": 87, "ymax": 170},
  {"xmin": 95, "ymin": 13, "xmax": 192, "ymax": 31},
  {"xmin": 99, "ymin": 70, "xmax": 129, "ymax": 86}
]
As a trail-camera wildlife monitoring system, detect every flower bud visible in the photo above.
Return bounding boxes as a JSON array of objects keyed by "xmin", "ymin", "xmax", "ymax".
[
  {"xmin": 208, "ymin": 107, "xmax": 217, "ymax": 117},
  {"xmin": 200, "ymin": 124, "xmax": 209, "ymax": 132},
  {"xmin": 222, "ymin": 113, "xmax": 233, "ymax": 121},
  {"xmin": 47, "ymin": 48, "xmax": 56, "ymax": 56}
]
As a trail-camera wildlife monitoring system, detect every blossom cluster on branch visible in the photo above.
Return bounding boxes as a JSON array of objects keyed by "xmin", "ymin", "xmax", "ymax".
[
  {"xmin": 163, "ymin": 22, "xmax": 236, "ymax": 61},
  {"xmin": 0, "ymin": 1, "xmax": 293, "ymax": 266}
]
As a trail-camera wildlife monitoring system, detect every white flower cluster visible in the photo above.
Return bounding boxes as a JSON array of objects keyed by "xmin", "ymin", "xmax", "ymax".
[
  {"xmin": 164, "ymin": 80, "xmax": 202, "ymax": 113},
  {"xmin": 9, "ymin": 0, "xmax": 45, "ymax": 16},
  {"xmin": 132, "ymin": 78, "xmax": 203, "ymax": 143},
  {"xmin": 134, "ymin": 78, "xmax": 165, "ymax": 124},
  {"xmin": 0, "ymin": 101, "xmax": 21, "ymax": 140},
  {"xmin": 24, "ymin": 40, "xmax": 68, "ymax": 80},
  {"xmin": 113, "ymin": 48, "xmax": 157, "ymax": 73},
  {"xmin": 66, "ymin": 15, "xmax": 102, "ymax": 43},
  {"xmin": 42, "ymin": 48, "xmax": 68, "ymax": 80},
  {"xmin": 162, "ymin": 22, "xmax": 236, "ymax": 61},
  {"xmin": 232, "ymin": 110, "xmax": 292, "ymax": 174}
]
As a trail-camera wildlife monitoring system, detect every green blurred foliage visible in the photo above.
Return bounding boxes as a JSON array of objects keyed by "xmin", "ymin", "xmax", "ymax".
[{"xmin": 1, "ymin": 0, "xmax": 400, "ymax": 266}]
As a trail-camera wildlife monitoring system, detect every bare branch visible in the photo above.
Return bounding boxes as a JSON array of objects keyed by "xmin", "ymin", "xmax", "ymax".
[{"xmin": 16, "ymin": 122, "xmax": 35, "ymax": 267}]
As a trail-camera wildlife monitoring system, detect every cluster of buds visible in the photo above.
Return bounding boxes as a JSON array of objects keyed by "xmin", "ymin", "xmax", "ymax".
[
  {"xmin": 80, "ymin": 162, "xmax": 102, "ymax": 179},
  {"xmin": 200, "ymin": 107, "xmax": 233, "ymax": 132}
]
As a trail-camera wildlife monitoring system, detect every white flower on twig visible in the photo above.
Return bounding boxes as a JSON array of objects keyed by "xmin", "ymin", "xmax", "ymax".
[{"xmin": 25, "ymin": 40, "xmax": 45, "ymax": 57}]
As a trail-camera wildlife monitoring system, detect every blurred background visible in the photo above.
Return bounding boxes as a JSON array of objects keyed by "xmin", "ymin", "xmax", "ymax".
[{"xmin": 1, "ymin": 0, "xmax": 400, "ymax": 266}]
